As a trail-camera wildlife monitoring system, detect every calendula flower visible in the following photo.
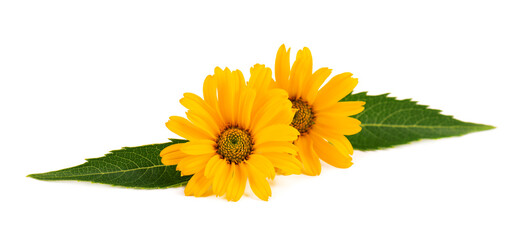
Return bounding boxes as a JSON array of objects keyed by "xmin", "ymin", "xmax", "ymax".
[
  {"xmin": 160, "ymin": 66, "xmax": 301, "ymax": 201},
  {"xmin": 274, "ymin": 45, "xmax": 365, "ymax": 176}
]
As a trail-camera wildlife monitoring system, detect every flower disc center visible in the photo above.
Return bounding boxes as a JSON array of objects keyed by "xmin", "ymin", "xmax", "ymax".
[
  {"xmin": 216, "ymin": 126, "xmax": 253, "ymax": 164},
  {"xmin": 290, "ymin": 98, "xmax": 315, "ymax": 134}
]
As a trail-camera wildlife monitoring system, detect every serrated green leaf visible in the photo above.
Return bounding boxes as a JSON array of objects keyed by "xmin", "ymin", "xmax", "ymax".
[
  {"xmin": 28, "ymin": 139, "xmax": 191, "ymax": 189},
  {"xmin": 342, "ymin": 92, "xmax": 495, "ymax": 150}
]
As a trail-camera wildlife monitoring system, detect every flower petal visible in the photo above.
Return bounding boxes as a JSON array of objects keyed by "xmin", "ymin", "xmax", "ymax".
[
  {"xmin": 180, "ymin": 140, "xmax": 216, "ymax": 155},
  {"xmin": 275, "ymin": 44, "xmax": 291, "ymax": 90},
  {"xmin": 254, "ymin": 141, "xmax": 299, "ymax": 155},
  {"xmin": 180, "ymin": 93, "xmax": 223, "ymax": 133},
  {"xmin": 311, "ymin": 123, "xmax": 347, "ymax": 140},
  {"xmin": 226, "ymin": 165, "xmax": 247, "ymax": 202},
  {"xmin": 212, "ymin": 161, "xmax": 233, "ymax": 197},
  {"xmin": 254, "ymin": 125, "xmax": 300, "ymax": 145},
  {"xmin": 235, "ymin": 164, "xmax": 249, "ymax": 201},
  {"xmin": 161, "ymin": 143, "xmax": 188, "ymax": 165},
  {"xmin": 204, "ymin": 154, "xmax": 223, "ymax": 178},
  {"xmin": 166, "ymin": 116, "xmax": 213, "ymax": 141},
  {"xmin": 252, "ymin": 97, "xmax": 292, "ymax": 132},
  {"xmin": 316, "ymin": 115, "xmax": 362, "ymax": 136},
  {"xmin": 176, "ymin": 153, "xmax": 213, "ymax": 176},
  {"xmin": 311, "ymin": 134, "xmax": 353, "ymax": 169},
  {"xmin": 250, "ymin": 88, "xmax": 289, "ymax": 128},
  {"xmin": 317, "ymin": 101, "xmax": 365, "ymax": 117},
  {"xmin": 248, "ymin": 64, "xmax": 273, "ymax": 94},
  {"xmin": 246, "ymin": 162, "xmax": 272, "ymax": 201},
  {"xmin": 260, "ymin": 152, "xmax": 302, "ymax": 175},
  {"xmin": 247, "ymin": 154, "xmax": 275, "ymax": 180},
  {"xmin": 296, "ymin": 135, "xmax": 321, "ymax": 176},
  {"xmin": 160, "ymin": 143, "xmax": 182, "ymax": 157},
  {"xmin": 203, "ymin": 75, "xmax": 218, "ymax": 110},
  {"xmin": 304, "ymin": 67, "xmax": 332, "ymax": 104},
  {"xmin": 239, "ymin": 88, "xmax": 256, "ymax": 130},
  {"xmin": 214, "ymin": 67, "xmax": 235, "ymax": 124},
  {"xmin": 185, "ymin": 111, "xmax": 219, "ymax": 139},
  {"xmin": 313, "ymin": 72, "xmax": 358, "ymax": 111},
  {"xmin": 323, "ymin": 134, "xmax": 354, "ymax": 155},
  {"xmin": 184, "ymin": 169, "xmax": 213, "ymax": 197},
  {"xmin": 289, "ymin": 47, "xmax": 312, "ymax": 98}
]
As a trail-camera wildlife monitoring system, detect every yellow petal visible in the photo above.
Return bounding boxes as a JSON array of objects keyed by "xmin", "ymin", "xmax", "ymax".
[
  {"xmin": 180, "ymin": 140, "xmax": 216, "ymax": 155},
  {"xmin": 212, "ymin": 161, "xmax": 233, "ymax": 197},
  {"xmin": 290, "ymin": 47, "xmax": 313, "ymax": 99},
  {"xmin": 231, "ymin": 69, "xmax": 245, "ymax": 122},
  {"xmin": 161, "ymin": 155, "xmax": 186, "ymax": 165},
  {"xmin": 254, "ymin": 125, "xmax": 300, "ymax": 145},
  {"xmin": 239, "ymin": 88, "xmax": 256, "ymax": 130},
  {"xmin": 311, "ymin": 123, "xmax": 346, "ymax": 140},
  {"xmin": 264, "ymin": 105, "xmax": 296, "ymax": 127},
  {"xmin": 252, "ymin": 88, "xmax": 289, "ymax": 116},
  {"xmin": 311, "ymin": 134, "xmax": 353, "ymax": 169},
  {"xmin": 250, "ymin": 88, "xmax": 290, "ymax": 128},
  {"xmin": 225, "ymin": 165, "xmax": 238, "ymax": 201},
  {"xmin": 316, "ymin": 115, "xmax": 362, "ymax": 136},
  {"xmin": 252, "ymin": 97, "xmax": 292, "ymax": 132},
  {"xmin": 232, "ymin": 69, "xmax": 245, "ymax": 95},
  {"xmin": 275, "ymin": 44, "xmax": 291, "ymax": 90},
  {"xmin": 304, "ymin": 67, "xmax": 332, "ymax": 104},
  {"xmin": 176, "ymin": 153, "xmax": 213, "ymax": 176},
  {"xmin": 185, "ymin": 111, "xmax": 219, "ymax": 139},
  {"xmin": 248, "ymin": 64, "xmax": 273, "ymax": 94},
  {"xmin": 324, "ymin": 134, "xmax": 354, "ymax": 155},
  {"xmin": 296, "ymin": 135, "xmax": 321, "ymax": 176},
  {"xmin": 203, "ymin": 75, "xmax": 218, "ymax": 111},
  {"xmin": 338, "ymin": 135, "xmax": 354, "ymax": 155},
  {"xmin": 214, "ymin": 67, "xmax": 235, "ymax": 124},
  {"xmin": 260, "ymin": 152, "xmax": 302, "ymax": 175},
  {"xmin": 184, "ymin": 173, "xmax": 199, "ymax": 196},
  {"xmin": 161, "ymin": 143, "xmax": 188, "ymax": 165},
  {"xmin": 234, "ymin": 164, "xmax": 249, "ymax": 201},
  {"xmin": 180, "ymin": 93, "xmax": 223, "ymax": 131},
  {"xmin": 317, "ymin": 101, "xmax": 365, "ymax": 117},
  {"xmin": 247, "ymin": 154, "xmax": 275, "ymax": 179},
  {"xmin": 160, "ymin": 143, "xmax": 182, "ymax": 157},
  {"xmin": 204, "ymin": 154, "xmax": 223, "ymax": 178},
  {"xmin": 313, "ymin": 73, "xmax": 358, "ymax": 111},
  {"xmin": 214, "ymin": 67, "xmax": 245, "ymax": 125},
  {"xmin": 184, "ymin": 169, "xmax": 213, "ymax": 197},
  {"xmin": 165, "ymin": 116, "xmax": 213, "ymax": 141},
  {"xmin": 254, "ymin": 141, "xmax": 299, "ymax": 155},
  {"xmin": 288, "ymin": 48, "xmax": 312, "ymax": 96},
  {"xmin": 226, "ymin": 165, "xmax": 247, "ymax": 202},
  {"xmin": 246, "ymin": 162, "xmax": 272, "ymax": 201}
]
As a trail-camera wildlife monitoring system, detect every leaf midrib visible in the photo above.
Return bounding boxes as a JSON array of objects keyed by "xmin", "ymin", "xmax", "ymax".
[
  {"xmin": 31, "ymin": 164, "xmax": 168, "ymax": 179},
  {"xmin": 361, "ymin": 123, "xmax": 487, "ymax": 129}
]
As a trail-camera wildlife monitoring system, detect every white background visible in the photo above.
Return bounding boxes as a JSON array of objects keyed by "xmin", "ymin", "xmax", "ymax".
[{"xmin": 1, "ymin": 0, "xmax": 513, "ymax": 239}]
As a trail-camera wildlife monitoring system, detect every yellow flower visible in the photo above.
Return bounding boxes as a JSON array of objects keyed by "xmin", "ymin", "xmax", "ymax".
[
  {"xmin": 160, "ymin": 66, "xmax": 301, "ymax": 201},
  {"xmin": 274, "ymin": 45, "xmax": 365, "ymax": 176}
]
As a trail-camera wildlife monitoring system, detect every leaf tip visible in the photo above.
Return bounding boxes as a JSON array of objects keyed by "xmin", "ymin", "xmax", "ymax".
[
  {"xmin": 479, "ymin": 124, "xmax": 496, "ymax": 131},
  {"xmin": 27, "ymin": 173, "xmax": 40, "ymax": 180}
]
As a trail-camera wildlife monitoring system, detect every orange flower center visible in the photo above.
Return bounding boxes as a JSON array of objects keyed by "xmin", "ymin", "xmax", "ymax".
[
  {"xmin": 290, "ymin": 98, "xmax": 315, "ymax": 134},
  {"xmin": 216, "ymin": 126, "xmax": 253, "ymax": 164}
]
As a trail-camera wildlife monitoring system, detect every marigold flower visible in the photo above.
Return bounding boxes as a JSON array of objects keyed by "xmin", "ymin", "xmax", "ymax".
[
  {"xmin": 274, "ymin": 45, "xmax": 365, "ymax": 176},
  {"xmin": 160, "ymin": 66, "xmax": 301, "ymax": 201}
]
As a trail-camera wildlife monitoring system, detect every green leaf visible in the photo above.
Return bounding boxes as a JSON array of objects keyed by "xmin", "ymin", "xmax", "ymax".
[
  {"xmin": 342, "ymin": 92, "xmax": 495, "ymax": 150},
  {"xmin": 28, "ymin": 139, "xmax": 191, "ymax": 189}
]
